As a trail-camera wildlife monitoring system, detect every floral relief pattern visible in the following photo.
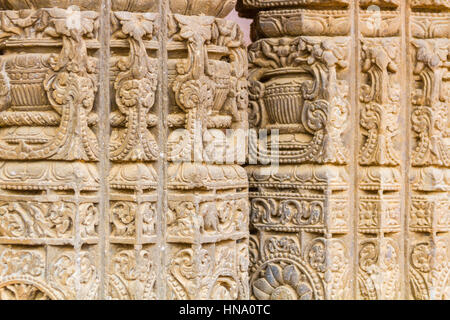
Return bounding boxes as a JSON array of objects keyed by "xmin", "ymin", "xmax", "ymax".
[
  {"xmin": 0, "ymin": 0, "xmax": 447, "ymax": 302},
  {"xmin": 253, "ymin": 263, "xmax": 313, "ymax": 300}
]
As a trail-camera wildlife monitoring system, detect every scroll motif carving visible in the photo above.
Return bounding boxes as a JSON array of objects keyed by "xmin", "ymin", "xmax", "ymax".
[
  {"xmin": 0, "ymin": 1, "xmax": 250, "ymax": 301},
  {"xmin": 357, "ymin": 240, "xmax": 401, "ymax": 300},
  {"xmin": 168, "ymin": 15, "xmax": 248, "ymax": 162},
  {"xmin": 0, "ymin": 202, "xmax": 74, "ymax": 238},
  {"xmin": 166, "ymin": 9, "xmax": 249, "ymax": 301},
  {"xmin": 409, "ymin": 239, "xmax": 449, "ymax": 300},
  {"xmin": 108, "ymin": 249, "xmax": 156, "ymax": 300},
  {"xmin": 0, "ymin": 250, "xmax": 44, "ymax": 278},
  {"xmin": 110, "ymin": 12, "xmax": 158, "ymax": 161},
  {"xmin": 0, "ymin": 4, "xmax": 101, "ymax": 301},
  {"xmin": 107, "ymin": 7, "xmax": 160, "ymax": 301},
  {"xmin": 239, "ymin": 0, "xmax": 351, "ymax": 301},
  {"xmin": 411, "ymin": 39, "xmax": 449, "ymax": 167},
  {"xmin": 168, "ymin": 245, "xmax": 245, "ymax": 300},
  {"xmin": 1, "ymin": 0, "xmax": 447, "ymax": 301},
  {"xmin": 408, "ymin": 0, "xmax": 450, "ymax": 300},
  {"xmin": 359, "ymin": 40, "xmax": 400, "ymax": 166},
  {"xmin": 356, "ymin": 2, "xmax": 403, "ymax": 300},
  {"xmin": 50, "ymin": 251, "xmax": 99, "ymax": 300},
  {"xmin": 248, "ymin": 36, "xmax": 350, "ymax": 164}
]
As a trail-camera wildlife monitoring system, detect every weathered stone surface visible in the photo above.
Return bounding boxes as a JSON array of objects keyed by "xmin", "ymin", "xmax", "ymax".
[
  {"xmin": 241, "ymin": 0, "xmax": 352, "ymax": 301},
  {"xmin": 237, "ymin": 0, "xmax": 449, "ymax": 300},
  {"xmin": 408, "ymin": 0, "xmax": 449, "ymax": 301},
  {"xmin": 0, "ymin": 0, "xmax": 448, "ymax": 301},
  {"xmin": 0, "ymin": 0, "xmax": 249, "ymax": 300}
]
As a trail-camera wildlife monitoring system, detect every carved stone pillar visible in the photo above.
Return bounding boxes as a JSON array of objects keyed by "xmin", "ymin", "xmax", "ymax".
[
  {"xmin": 239, "ymin": 0, "xmax": 449, "ymax": 300},
  {"xmin": 165, "ymin": 2, "xmax": 250, "ymax": 300},
  {"xmin": 0, "ymin": 0, "xmax": 249, "ymax": 300},
  {"xmin": 238, "ymin": 0, "xmax": 353, "ymax": 300},
  {"xmin": 407, "ymin": 0, "xmax": 449, "ymax": 300},
  {"xmin": 107, "ymin": 3, "xmax": 160, "ymax": 300},
  {"xmin": 0, "ymin": 2, "xmax": 102, "ymax": 300},
  {"xmin": 356, "ymin": 0, "xmax": 404, "ymax": 300}
]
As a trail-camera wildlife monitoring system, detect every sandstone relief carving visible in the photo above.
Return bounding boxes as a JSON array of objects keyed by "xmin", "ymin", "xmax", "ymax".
[
  {"xmin": 0, "ymin": 0, "xmax": 447, "ymax": 301},
  {"xmin": 356, "ymin": 1, "xmax": 402, "ymax": 300},
  {"xmin": 239, "ymin": 0, "xmax": 352, "ymax": 301},
  {"xmin": 0, "ymin": 0, "xmax": 249, "ymax": 300},
  {"xmin": 408, "ymin": 0, "xmax": 449, "ymax": 301},
  {"xmin": 165, "ymin": 8, "xmax": 249, "ymax": 300},
  {"xmin": 238, "ymin": 0, "xmax": 449, "ymax": 301}
]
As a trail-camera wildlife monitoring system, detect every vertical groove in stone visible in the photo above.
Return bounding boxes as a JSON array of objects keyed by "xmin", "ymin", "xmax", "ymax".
[
  {"xmin": 156, "ymin": 0, "xmax": 169, "ymax": 300},
  {"xmin": 74, "ymin": 191, "xmax": 81, "ymax": 300},
  {"xmin": 401, "ymin": 0, "xmax": 410, "ymax": 300},
  {"xmin": 98, "ymin": 0, "xmax": 112, "ymax": 300},
  {"xmin": 352, "ymin": 0, "xmax": 360, "ymax": 301}
]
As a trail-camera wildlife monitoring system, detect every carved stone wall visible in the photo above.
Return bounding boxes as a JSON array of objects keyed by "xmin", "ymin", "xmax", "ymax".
[
  {"xmin": 356, "ymin": 0, "xmax": 403, "ymax": 301},
  {"xmin": 0, "ymin": 0, "xmax": 249, "ymax": 300},
  {"xmin": 0, "ymin": 0, "xmax": 447, "ymax": 301},
  {"xmin": 240, "ymin": 0, "xmax": 352, "ymax": 300},
  {"xmin": 238, "ymin": 0, "xmax": 449, "ymax": 300},
  {"xmin": 408, "ymin": 0, "xmax": 449, "ymax": 301}
]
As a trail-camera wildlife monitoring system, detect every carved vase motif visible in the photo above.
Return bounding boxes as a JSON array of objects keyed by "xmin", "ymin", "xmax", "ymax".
[{"xmin": 263, "ymin": 72, "xmax": 305, "ymax": 128}]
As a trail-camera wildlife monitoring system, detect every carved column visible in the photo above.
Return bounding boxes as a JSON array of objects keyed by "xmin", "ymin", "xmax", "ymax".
[
  {"xmin": 0, "ymin": 0, "xmax": 249, "ymax": 300},
  {"xmin": 238, "ymin": 0, "xmax": 353, "ymax": 300},
  {"xmin": 107, "ymin": 3, "xmax": 160, "ymax": 300},
  {"xmin": 356, "ymin": 0, "xmax": 404, "ymax": 300},
  {"xmin": 165, "ymin": 2, "xmax": 250, "ymax": 299},
  {"xmin": 0, "ymin": 3, "xmax": 101, "ymax": 299},
  {"xmin": 407, "ymin": 0, "xmax": 449, "ymax": 300}
]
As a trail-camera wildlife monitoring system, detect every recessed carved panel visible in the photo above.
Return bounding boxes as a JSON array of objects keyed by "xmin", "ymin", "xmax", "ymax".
[{"xmin": 0, "ymin": 1, "xmax": 250, "ymax": 300}]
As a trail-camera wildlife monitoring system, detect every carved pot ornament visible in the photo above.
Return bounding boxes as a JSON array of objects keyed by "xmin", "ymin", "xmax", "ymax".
[
  {"xmin": 0, "ymin": 5, "xmax": 100, "ymax": 161},
  {"xmin": 0, "ymin": 0, "xmax": 448, "ymax": 302},
  {"xmin": 2, "ymin": 54, "xmax": 52, "ymax": 111},
  {"xmin": 263, "ymin": 72, "xmax": 305, "ymax": 129},
  {"xmin": 209, "ymin": 60, "xmax": 232, "ymax": 114},
  {"xmin": 0, "ymin": 53, "xmax": 57, "ymax": 147}
]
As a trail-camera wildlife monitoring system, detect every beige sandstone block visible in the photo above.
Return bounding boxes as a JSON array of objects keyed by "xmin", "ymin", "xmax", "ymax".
[
  {"xmin": 0, "ymin": 0, "xmax": 448, "ymax": 301},
  {"xmin": 0, "ymin": 0, "xmax": 249, "ymax": 300},
  {"xmin": 237, "ymin": 0, "xmax": 449, "ymax": 300}
]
